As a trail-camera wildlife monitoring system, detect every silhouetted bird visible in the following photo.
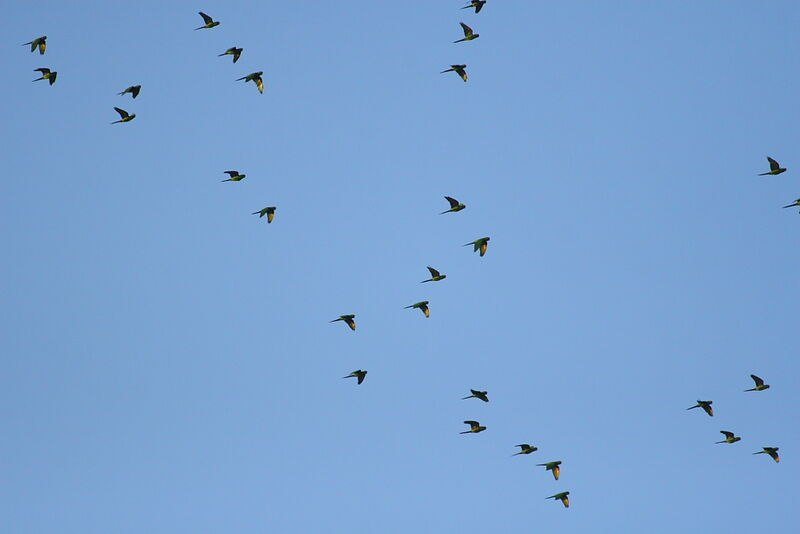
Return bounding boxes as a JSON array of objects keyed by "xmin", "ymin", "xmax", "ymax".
[
  {"xmin": 454, "ymin": 22, "xmax": 479, "ymax": 43},
  {"xmin": 440, "ymin": 196, "xmax": 466, "ymax": 214},
  {"xmin": 547, "ymin": 491, "xmax": 570, "ymax": 508},
  {"xmin": 464, "ymin": 237, "xmax": 490, "ymax": 257},
  {"xmin": 753, "ymin": 447, "xmax": 780, "ymax": 463},
  {"xmin": 421, "ymin": 266, "xmax": 446, "ymax": 283},
  {"xmin": 32, "ymin": 68, "xmax": 57, "ymax": 85},
  {"xmin": 252, "ymin": 206, "xmax": 276, "ymax": 223},
  {"xmin": 537, "ymin": 461, "xmax": 562, "ymax": 480},
  {"xmin": 111, "ymin": 107, "xmax": 135, "ymax": 124},
  {"xmin": 343, "ymin": 370, "xmax": 367, "ymax": 384},
  {"xmin": 460, "ymin": 420, "xmax": 486, "ymax": 434},
  {"xmin": 513, "ymin": 444, "xmax": 538, "ymax": 455},
  {"xmin": 687, "ymin": 400, "xmax": 713, "ymax": 417},
  {"xmin": 441, "ymin": 64, "xmax": 468, "ymax": 82},
  {"xmin": 237, "ymin": 71, "xmax": 264, "ymax": 93},
  {"xmin": 462, "ymin": 389, "xmax": 489, "ymax": 402},
  {"xmin": 24, "ymin": 36, "xmax": 47, "ymax": 55},
  {"xmin": 221, "ymin": 170, "xmax": 245, "ymax": 182},
  {"xmin": 404, "ymin": 301, "xmax": 430, "ymax": 317},
  {"xmin": 118, "ymin": 85, "xmax": 141, "ymax": 99},
  {"xmin": 744, "ymin": 374, "xmax": 770, "ymax": 392},
  {"xmin": 195, "ymin": 12, "xmax": 220, "ymax": 30},
  {"xmin": 758, "ymin": 157, "xmax": 786, "ymax": 176},
  {"xmin": 330, "ymin": 315, "xmax": 356, "ymax": 331},
  {"xmin": 716, "ymin": 431, "xmax": 741, "ymax": 444},
  {"xmin": 219, "ymin": 47, "xmax": 243, "ymax": 63}
]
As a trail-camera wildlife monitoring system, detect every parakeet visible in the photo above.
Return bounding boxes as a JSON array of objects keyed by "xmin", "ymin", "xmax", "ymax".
[
  {"xmin": 454, "ymin": 22, "xmax": 479, "ymax": 43},
  {"xmin": 744, "ymin": 374, "xmax": 770, "ymax": 392},
  {"xmin": 221, "ymin": 170, "xmax": 246, "ymax": 182},
  {"xmin": 440, "ymin": 196, "xmax": 466, "ymax": 214},
  {"xmin": 538, "ymin": 461, "xmax": 562, "ymax": 480},
  {"xmin": 111, "ymin": 107, "xmax": 135, "ymax": 124},
  {"xmin": 24, "ymin": 36, "xmax": 47, "ymax": 55},
  {"xmin": 252, "ymin": 206, "xmax": 276, "ymax": 223},
  {"xmin": 716, "ymin": 431, "xmax": 741, "ymax": 444},
  {"xmin": 421, "ymin": 266, "xmax": 446, "ymax": 283},
  {"xmin": 441, "ymin": 64, "xmax": 468, "ymax": 82},
  {"xmin": 460, "ymin": 420, "xmax": 486, "ymax": 434},
  {"xmin": 404, "ymin": 301, "xmax": 430, "ymax": 317},
  {"xmin": 237, "ymin": 71, "xmax": 264, "ymax": 93},
  {"xmin": 462, "ymin": 389, "xmax": 489, "ymax": 402},
  {"xmin": 547, "ymin": 491, "xmax": 570, "ymax": 508},
  {"xmin": 464, "ymin": 237, "xmax": 490, "ymax": 257},
  {"xmin": 330, "ymin": 315, "xmax": 356, "ymax": 331},
  {"xmin": 462, "ymin": 0, "xmax": 486, "ymax": 13},
  {"xmin": 343, "ymin": 370, "xmax": 367, "ymax": 384},
  {"xmin": 195, "ymin": 12, "xmax": 220, "ymax": 30},
  {"xmin": 753, "ymin": 447, "xmax": 780, "ymax": 463},
  {"xmin": 513, "ymin": 444, "xmax": 538, "ymax": 456},
  {"xmin": 219, "ymin": 47, "xmax": 243, "ymax": 63},
  {"xmin": 687, "ymin": 400, "xmax": 713, "ymax": 417},
  {"xmin": 32, "ymin": 68, "xmax": 57, "ymax": 85},
  {"xmin": 118, "ymin": 85, "xmax": 141, "ymax": 99},
  {"xmin": 759, "ymin": 157, "xmax": 786, "ymax": 176},
  {"xmin": 782, "ymin": 198, "xmax": 800, "ymax": 211}
]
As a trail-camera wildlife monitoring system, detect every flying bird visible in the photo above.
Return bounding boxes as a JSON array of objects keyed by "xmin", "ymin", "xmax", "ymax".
[
  {"xmin": 546, "ymin": 491, "xmax": 570, "ymax": 508},
  {"xmin": 745, "ymin": 374, "xmax": 770, "ymax": 392},
  {"xmin": 195, "ymin": 12, "xmax": 220, "ymax": 30},
  {"xmin": 687, "ymin": 400, "xmax": 713, "ymax": 417},
  {"xmin": 330, "ymin": 314, "xmax": 356, "ymax": 331},
  {"xmin": 454, "ymin": 22, "xmax": 479, "ymax": 42},
  {"xmin": 221, "ymin": 170, "xmax": 245, "ymax": 182},
  {"xmin": 460, "ymin": 420, "xmax": 486, "ymax": 434},
  {"xmin": 219, "ymin": 47, "xmax": 243, "ymax": 63},
  {"xmin": 464, "ymin": 237, "xmax": 490, "ymax": 257},
  {"xmin": 118, "ymin": 85, "xmax": 141, "ymax": 99},
  {"xmin": 252, "ymin": 206, "xmax": 276, "ymax": 223},
  {"xmin": 24, "ymin": 36, "xmax": 47, "ymax": 55},
  {"xmin": 404, "ymin": 301, "xmax": 430, "ymax": 317},
  {"xmin": 782, "ymin": 198, "xmax": 800, "ymax": 211},
  {"xmin": 32, "ymin": 68, "xmax": 57, "ymax": 85},
  {"xmin": 111, "ymin": 107, "xmax": 135, "ymax": 124},
  {"xmin": 421, "ymin": 266, "xmax": 446, "ymax": 283},
  {"xmin": 462, "ymin": 389, "xmax": 489, "ymax": 402},
  {"xmin": 462, "ymin": 0, "xmax": 487, "ymax": 13},
  {"xmin": 538, "ymin": 461, "xmax": 562, "ymax": 480},
  {"xmin": 441, "ymin": 64, "xmax": 468, "ymax": 82},
  {"xmin": 440, "ymin": 196, "xmax": 466, "ymax": 214},
  {"xmin": 753, "ymin": 447, "xmax": 780, "ymax": 463},
  {"xmin": 716, "ymin": 431, "xmax": 741, "ymax": 444},
  {"xmin": 513, "ymin": 444, "xmax": 538, "ymax": 456},
  {"xmin": 237, "ymin": 71, "xmax": 264, "ymax": 93},
  {"xmin": 343, "ymin": 370, "xmax": 367, "ymax": 384},
  {"xmin": 758, "ymin": 157, "xmax": 786, "ymax": 176}
]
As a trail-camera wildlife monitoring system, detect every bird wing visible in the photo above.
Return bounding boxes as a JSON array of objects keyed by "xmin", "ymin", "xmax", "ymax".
[
  {"xmin": 114, "ymin": 107, "xmax": 129, "ymax": 119},
  {"xmin": 460, "ymin": 22, "xmax": 473, "ymax": 37},
  {"xmin": 199, "ymin": 12, "xmax": 213, "ymax": 24},
  {"xmin": 224, "ymin": 171, "xmax": 239, "ymax": 177},
  {"xmin": 464, "ymin": 420, "xmax": 479, "ymax": 427},
  {"xmin": 34, "ymin": 68, "xmax": 50, "ymax": 74},
  {"xmin": 767, "ymin": 157, "xmax": 780, "ymax": 171},
  {"xmin": 131, "ymin": 86, "xmax": 140, "ymax": 98},
  {"xmin": 427, "ymin": 266, "xmax": 440, "ymax": 278},
  {"xmin": 751, "ymin": 374, "xmax": 764, "ymax": 387},
  {"xmin": 444, "ymin": 196, "xmax": 460, "ymax": 208},
  {"xmin": 720, "ymin": 431, "xmax": 734, "ymax": 439}
]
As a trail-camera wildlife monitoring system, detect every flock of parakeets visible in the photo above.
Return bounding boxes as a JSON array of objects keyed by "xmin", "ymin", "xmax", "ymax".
[
  {"xmin": 23, "ymin": 2, "xmax": 790, "ymax": 512},
  {"xmin": 687, "ymin": 375, "xmax": 780, "ymax": 463}
]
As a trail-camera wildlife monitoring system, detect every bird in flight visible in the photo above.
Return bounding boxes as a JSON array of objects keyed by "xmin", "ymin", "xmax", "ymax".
[
  {"xmin": 758, "ymin": 157, "xmax": 786, "ymax": 176},
  {"xmin": 342, "ymin": 370, "xmax": 367, "ymax": 384},
  {"xmin": 441, "ymin": 64, "xmax": 468, "ymax": 82},
  {"xmin": 111, "ymin": 107, "xmax": 135, "ymax": 124},
  {"xmin": 753, "ymin": 447, "xmax": 780, "ymax": 463},
  {"xmin": 219, "ymin": 47, "xmax": 243, "ymax": 63},
  {"xmin": 237, "ymin": 71, "xmax": 264, "ymax": 93},
  {"xmin": 221, "ymin": 170, "xmax": 246, "ymax": 182},
  {"xmin": 462, "ymin": 389, "xmax": 489, "ymax": 402},
  {"xmin": 454, "ymin": 22, "xmax": 479, "ymax": 43},
  {"xmin": 546, "ymin": 491, "xmax": 570, "ymax": 508},
  {"xmin": 32, "ymin": 68, "xmax": 57, "ymax": 85},
  {"xmin": 118, "ymin": 85, "xmax": 141, "ymax": 99},
  {"xmin": 404, "ymin": 301, "xmax": 430, "ymax": 318},
  {"xmin": 330, "ymin": 314, "xmax": 356, "ymax": 331},
  {"xmin": 687, "ymin": 400, "xmax": 713, "ymax": 417},
  {"xmin": 421, "ymin": 266, "xmax": 446, "ymax": 283},
  {"xmin": 538, "ymin": 461, "xmax": 562, "ymax": 479},
  {"xmin": 464, "ymin": 237, "xmax": 490, "ymax": 257},
  {"xmin": 744, "ymin": 374, "xmax": 770, "ymax": 392},
  {"xmin": 195, "ymin": 12, "xmax": 220, "ymax": 30},
  {"xmin": 252, "ymin": 206, "xmax": 276, "ymax": 223},
  {"xmin": 460, "ymin": 420, "xmax": 486, "ymax": 434},
  {"xmin": 513, "ymin": 444, "xmax": 538, "ymax": 456},
  {"xmin": 783, "ymin": 198, "xmax": 800, "ymax": 211},
  {"xmin": 462, "ymin": 0, "xmax": 487, "ymax": 13},
  {"xmin": 716, "ymin": 431, "xmax": 741, "ymax": 444},
  {"xmin": 24, "ymin": 36, "xmax": 47, "ymax": 55},
  {"xmin": 441, "ymin": 196, "xmax": 466, "ymax": 214}
]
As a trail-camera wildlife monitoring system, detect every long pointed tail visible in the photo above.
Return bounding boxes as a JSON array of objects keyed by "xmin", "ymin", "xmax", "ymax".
[{"xmin": 758, "ymin": 172, "xmax": 771, "ymax": 176}]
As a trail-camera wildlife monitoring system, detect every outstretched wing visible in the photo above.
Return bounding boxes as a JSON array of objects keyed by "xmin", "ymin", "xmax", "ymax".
[
  {"xmin": 224, "ymin": 171, "xmax": 239, "ymax": 177},
  {"xmin": 767, "ymin": 157, "xmax": 781, "ymax": 171},
  {"xmin": 199, "ymin": 12, "xmax": 214, "ymax": 25},
  {"xmin": 114, "ymin": 107, "xmax": 129, "ymax": 119},
  {"xmin": 460, "ymin": 22, "xmax": 473, "ymax": 37},
  {"xmin": 751, "ymin": 374, "xmax": 764, "ymax": 387},
  {"xmin": 427, "ymin": 266, "xmax": 440, "ymax": 278},
  {"xmin": 444, "ymin": 196, "xmax": 460, "ymax": 208},
  {"xmin": 720, "ymin": 431, "xmax": 734, "ymax": 439}
]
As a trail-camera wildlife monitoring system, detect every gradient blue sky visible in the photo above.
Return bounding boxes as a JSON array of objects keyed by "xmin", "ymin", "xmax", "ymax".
[{"xmin": 3, "ymin": 2, "xmax": 798, "ymax": 533}]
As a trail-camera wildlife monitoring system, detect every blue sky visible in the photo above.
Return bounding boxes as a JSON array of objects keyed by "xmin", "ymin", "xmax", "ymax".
[{"xmin": 3, "ymin": 1, "xmax": 798, "ymax": 532}]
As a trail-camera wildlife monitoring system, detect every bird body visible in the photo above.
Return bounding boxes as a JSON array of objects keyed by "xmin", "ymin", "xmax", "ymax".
[
  {"xmin": 219, "ymin": 47, "xmax": 243, "ymax": 63},
  {"xmin": 421, "ymin": 266, "xmax": 446, "ymax": 283},
  {"xmin": 460, "ymin": 420, "xmax": 486, "ymax": 434},
  {"xmin": 441, "ymin": 64, "xmax": 468, "ymax": 82},
  {"xmin": 441, "ymin": 196, "xmax": 466, "ymax": 214},
  {"xmin": 687, "ymin": 400, "xmax": 713, "ymax": 417},
  {"xmin": 538, "ymin": 461, "xmax": 562, "ymax": 480},
  {"xmin": 462, "ymin": 389, "xmax": 489, "ymax": 402},
  {"xmin": 111, "ymin": 107, "xmax": 135, "ymax": 123},
  {"xmin": 547, "ymin": 491, "xmax": 570, "ymax": 508},
  {"xmin": 118, "ymin": 85, "xmax": 141, "ymax": 98},
  {"xmin": 716, "ymin": 431, "xmax": 741, "ymax": 444},
  {"xmin": 454, "ymin": 22, "xmax": 479, "ymax": 42},
  {"xmin": 404, "ymin": 301, "xmax": 430, "ymax": 318},
  {"xmin": 32, "ymin": 68, "xmax": 57, "ymax": 85},
  {"xmin": 513, "ymin": 444, "xmax": 538, "ymax": 455},
  {"xmin": 222, "ymin": 170, "xmax": 245, "ymax": 182},
  {"xmin": 462, "ymin": 0, "xmax": 486, "ymax": 13},
  {"xmin": 745, "ymin": 374, "xmax": 770, "ymax": 392},
  {"xmin": 24, "ymin": 36, "xmax": 47, "ymax": 54},
  {"xmin": 343, "ymin": 370, "xmax": 367, "ymax": 384},
  {"xmin": 759, "ymin": 157, "xmax": 786, "ymax": 176},
  {"xmin": 252, "ymin": 206, "xmax": 276, "ymax": 223},
  {"xmin": 754, "ymin": 447, "xmax": 780, "ymax": 463},
  {"xmin": 195, "ymin": 12, "xmax": 220, "ymax": 30},
  {"xmin": 464, "ymin": 237, "xmax": 490, "ymax": 256},
  {"xmin": 330, "ymin": 314, "xmax": 356, "ymax": 331},
  {"xmin": 237, "ymin": 71, "xmax": 264, "ymax": 93}
]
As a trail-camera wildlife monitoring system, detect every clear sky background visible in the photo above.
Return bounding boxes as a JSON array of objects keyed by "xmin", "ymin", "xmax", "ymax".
[{"xmin": 3, "ymin": 1, "xmax": 798, "ymax": 533}]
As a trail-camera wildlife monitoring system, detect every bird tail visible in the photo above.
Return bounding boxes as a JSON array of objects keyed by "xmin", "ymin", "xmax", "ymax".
[
  {"xmin": 454, "ymin": 38, "xmax": 466, "ymax": 43},
  {"xmin": 440, "ymin": 210, "xmax": 452, "ymax": 214},
  {"xmin": 782, "ymin": 204, "xmax": 795, "ymax": 209},
  {"xmin": 221, "ymin": 179, "xmax": 233, "ymax": 182},
  {"xmin": 758, "ymin": 172, "xmax": 771, "ymax": 176},
  {"xmin": 421, "ymin": 280, "xmax": 432, "ymax": 283},
  {"xmin": 459, "ymin": 431, "xmax": 470, "ymax": 434},
  {"xmin": 218, "ymin": 53, "xmax": 226, "ymax": 56},
  {"xmin": 715, "ymin": 441, "xmax": 725, "ymax": 444},
  {"xmin": 440, "ymin": 69, "xmax": 453, "ymax": 74},
  {"xmin": 461, "ymin": 395, "xmax": 473, "ymax": 400},
  {"xmin": 194, "ymin": 26, "xmax": 204, "ymax": 31},
  {"xmin": 744, "ymin": 388, "xmax": 756, "ymax": 391}
]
